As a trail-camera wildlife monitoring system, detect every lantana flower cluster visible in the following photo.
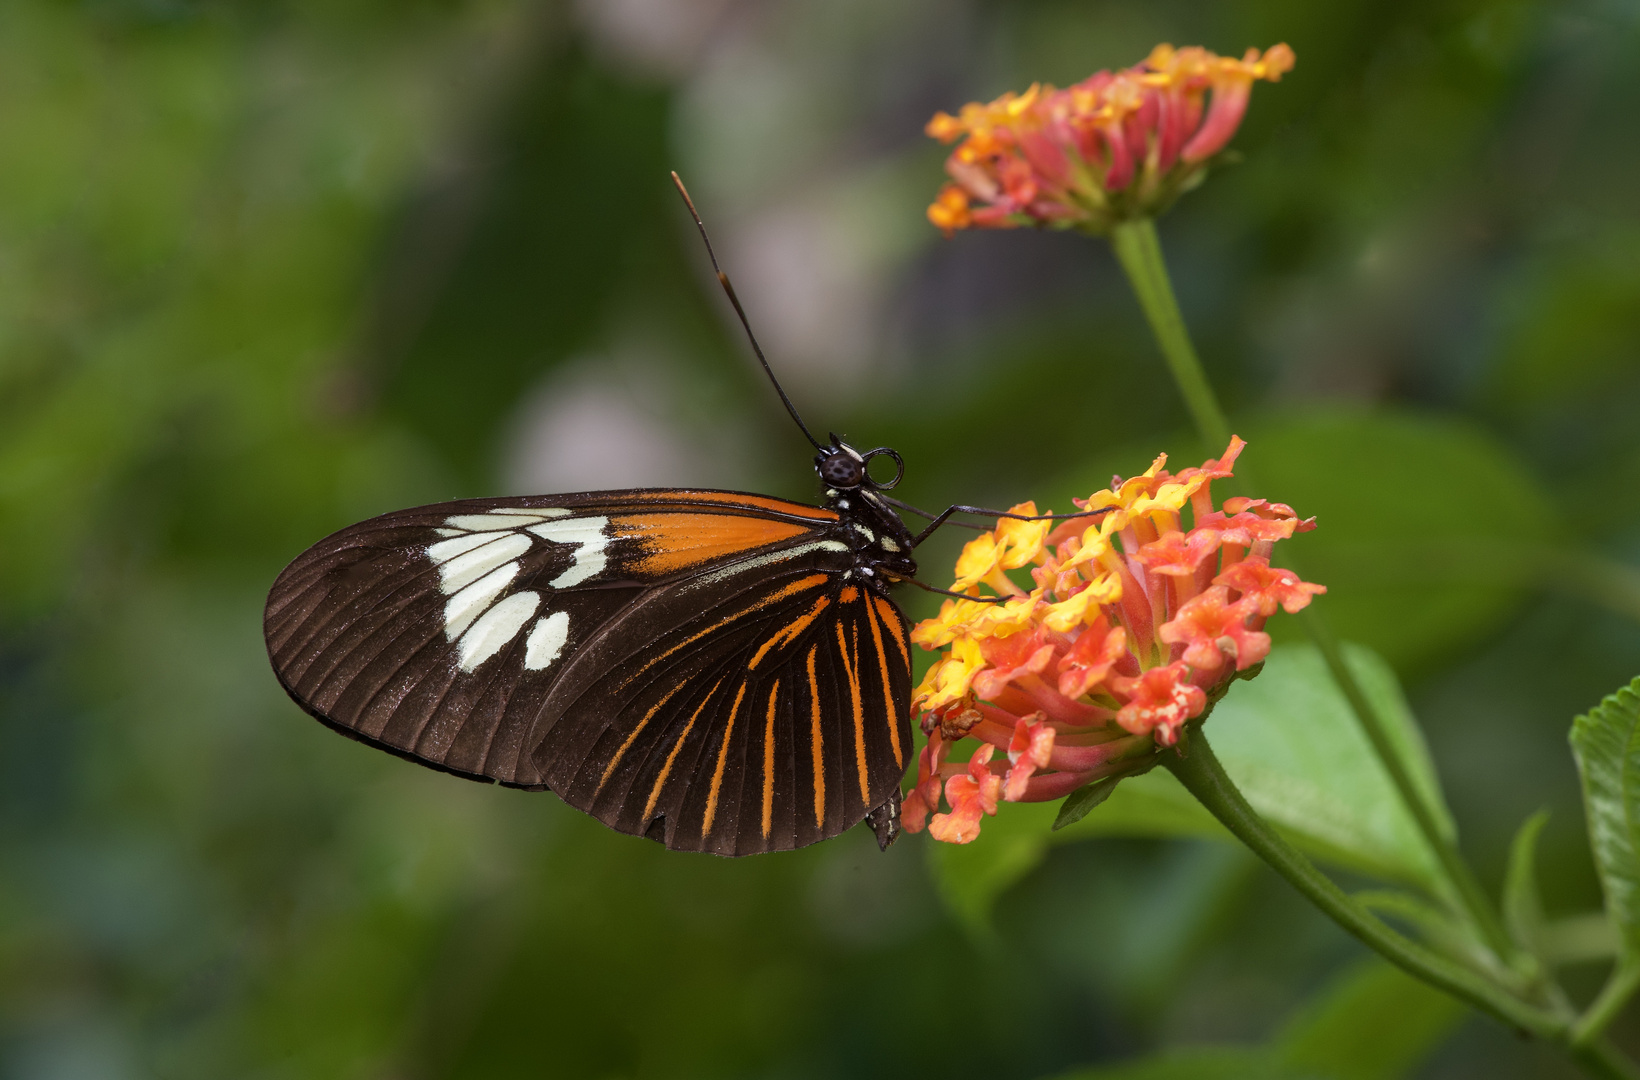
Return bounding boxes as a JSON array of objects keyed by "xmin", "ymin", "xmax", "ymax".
[
  {"xmin": 925, "ymin": 43, "xmax": 1295, "ymax": 236},
  {"xmin": 903, "ymin": 438, "xmax": 1325, "ymax": 844}
]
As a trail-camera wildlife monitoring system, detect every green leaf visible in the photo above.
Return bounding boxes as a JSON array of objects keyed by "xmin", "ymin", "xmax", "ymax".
[
  {"xmin": 1053, "ymin": 775, "xmax": 1125, "ymax": 830},
  {"xmin": 927, "ymin": 643, "xmax": 1456, "ymax": 935},
  {"xmin": 1503, "ymin": 810, "xmax": 1550, "ymax": 957},
  {"xmin": 1570, "ymin": 677, "xmax": 1640, "ymax": 961},
  {"xmin": 1275, "ymin": 959, "xmax": 1466, "ymax": 1080}
]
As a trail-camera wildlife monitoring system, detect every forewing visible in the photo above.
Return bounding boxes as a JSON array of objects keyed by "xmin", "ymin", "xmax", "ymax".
[
  {"xmin": 535, "ymin": 565, "xmax": 915, "ymax": 855},
  {"xmin": 263, "ymin": 490, "xmax": 839, "ymax": 788}
]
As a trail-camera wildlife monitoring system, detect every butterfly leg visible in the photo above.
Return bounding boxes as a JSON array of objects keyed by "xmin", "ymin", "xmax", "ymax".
[
  {"xmin": 906, "ymin": 504, "xmax": 1001, "ymax": 546},
  {"xmin": 866, "ymin": 789, "xmax": 901, "ymax": 851},
  {"xmin": 907, "ymin": 579, "xmax": 1010, "ymax": 604},
  {"xmin": 888, "ymin": 498, "xmax": 1104, "ymax": 547}
]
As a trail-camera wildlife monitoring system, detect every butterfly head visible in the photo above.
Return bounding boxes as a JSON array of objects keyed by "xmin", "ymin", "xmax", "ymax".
[{"xmin": 815, "ymin": 436, "xmax": 903, "ymax": 492}]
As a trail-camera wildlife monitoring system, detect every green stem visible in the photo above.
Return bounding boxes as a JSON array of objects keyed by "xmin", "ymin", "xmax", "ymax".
[
  {"xmin": 1576, "ymin": 962, "xmax": 1640, "ymax": 1046},
  {"xmin": 1109, "ymin": 219, "xmax": 1232, "ymax": 449},
  {"xmin": 1107, "ymin": 215, "xmax": 1518, "ymax": 964},
  {"xmin": 1164, "ymin": 730, "xmax": 1562, "ymax": 1038}
]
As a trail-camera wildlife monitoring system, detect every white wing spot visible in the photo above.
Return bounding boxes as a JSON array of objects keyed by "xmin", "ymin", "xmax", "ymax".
[
  {"xmin": 427, "ymin": 531, "xmax": 496, "ymax": 564},
  {"xmin": 443, "ymin": 562, "xmax": 520, "ymax": 641},
  {"xmin": 458, "ymin": 591, "xmax": 542, "ymax": 671},
  {"xmin": 523, "ymin": 610, "xmax": 571, "ymax": 671},
  {"xmin": 528, "ymin": 516, "xmax": 611, "ymax": 588},
  {"xmin": 424, "ymin": 508, "xmax": 608, "ymax": 670},
  {"xmin": 436, "ymin": 532, "xmax": 532, "ymax": 593}
]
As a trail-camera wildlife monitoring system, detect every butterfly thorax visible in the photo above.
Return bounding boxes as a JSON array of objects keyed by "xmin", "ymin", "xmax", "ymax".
[
  {"xmin": 826, "ymin": 488, "xmax": 917, "ymax": 590},
  {"xmin": 814, "ymin": 441, "xmax": 918, "ymax": 594}
]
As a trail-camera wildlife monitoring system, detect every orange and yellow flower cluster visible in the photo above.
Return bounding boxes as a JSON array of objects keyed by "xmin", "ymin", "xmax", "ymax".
[
  {"xmin": 925, "ymin": 44, "xmax": 1295, "ymax": 237},
  {"xmin": 903, "ymin": 438, "xmax": 1324, "ymax": 844}
]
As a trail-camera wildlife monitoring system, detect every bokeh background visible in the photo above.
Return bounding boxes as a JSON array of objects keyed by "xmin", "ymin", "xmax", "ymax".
[{"xmin": 3, "ymin": 0, "xmax": 1639, "ymax": 1076}]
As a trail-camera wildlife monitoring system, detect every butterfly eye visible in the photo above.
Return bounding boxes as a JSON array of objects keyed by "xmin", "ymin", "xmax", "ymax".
[
  {"xmin": 817, "ymin": 449, "xmax": 864, "ymax": 489},
  {"xmin": 861, "ymin": 448, "xmax": 904, "ymax": 490}
]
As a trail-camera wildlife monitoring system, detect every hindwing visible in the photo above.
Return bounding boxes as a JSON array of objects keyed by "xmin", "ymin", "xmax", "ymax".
[{"xmin": 538, "ymin": 568, "xmax": 913, "ymax": 854}]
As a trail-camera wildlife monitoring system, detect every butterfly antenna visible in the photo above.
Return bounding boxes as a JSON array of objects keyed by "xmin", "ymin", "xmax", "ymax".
[{"xmin": 671, "ymin": 171, "xmax": 823, "ymax": 451}]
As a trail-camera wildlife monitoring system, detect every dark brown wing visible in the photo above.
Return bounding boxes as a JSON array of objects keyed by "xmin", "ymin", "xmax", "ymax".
[
  {"xmin": 534, "ymin": 570, "xmax": 914, "ymax": 855},
  {"xmin": 263, "ymin": 490, "xmax": 843, "ymax": 790}
]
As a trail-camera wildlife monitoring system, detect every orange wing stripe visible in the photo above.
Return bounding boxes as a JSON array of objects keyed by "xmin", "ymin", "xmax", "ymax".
[
  {"xmin": 599, "ymin": 679, "xmax": 690, "ymax": 793},
  {"xmin": 873, "ymin": 596, "xmax": 909, "ymax": 668},
  {"xmin": 864, "ymin": 597, "xmax": 903, "ymax": 769},
  {"xmin": 761, "ymin": 682, "xmax": 780, "ymax": 839},
  {"xmin": 645, "ymin": 679, "xmax": 722, "ymax": 822},
  {"xmin": 806, "ymin": 646, "xmax": 825, "ymax": 831},
  {"xmin": 620, "ymin": 574, "xmax": 829, "ymax": 690},
  {"xmin": 617, "ymin": 490, "xmax": 839, "ymax": 522},
  {"xmin": 702, "ymin": 681, "xmax": 750, "ymax": 836},
  {"xmin": 834, "ymin": 618, "xmax": 870, "ymax": 805},
  {"xmin": 747, "ymin": 595, "xmax": 832, "ymax": 670},
  {"xmin": 614, "ymin": 512, "xmax": 817, "ymax": 577}
]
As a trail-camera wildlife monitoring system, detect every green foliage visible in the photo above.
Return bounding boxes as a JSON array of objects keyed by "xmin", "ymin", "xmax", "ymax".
[
  {"xmin": 1052, "ymin": 774, "xmax": 1124, "ymax": 830},
  {"xmin": 1504, "ymin": 810, "xmax": 1551, "ymax": 959},
  {"xmin": 1572, "ymin": 678, "xmax": 1640, "ymax": 963}
]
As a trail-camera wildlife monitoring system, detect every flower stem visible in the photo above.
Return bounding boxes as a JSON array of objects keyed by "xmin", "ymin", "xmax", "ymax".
[
  {"xmin": 1164, "ymin": 731, "xmax": 1561, "ymax": 1036},
  {"xmin": 1107, "ymin": 215, "xmax": 1519, "ymax": 964},
  {"xmin": 1109, "ymin": 219, "xmax": 1233, "ymax": 449}
]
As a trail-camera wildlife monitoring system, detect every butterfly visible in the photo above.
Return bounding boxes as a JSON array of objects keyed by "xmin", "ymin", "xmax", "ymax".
[{"xmin": 265, "ymin": 175, "xmax": 1050, "ymax": 856}]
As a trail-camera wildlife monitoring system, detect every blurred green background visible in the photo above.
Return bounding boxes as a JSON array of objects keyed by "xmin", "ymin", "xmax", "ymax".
[{"xmin": 2, "ymin": 0, "xmax": 1638, "ymax": 1076}]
